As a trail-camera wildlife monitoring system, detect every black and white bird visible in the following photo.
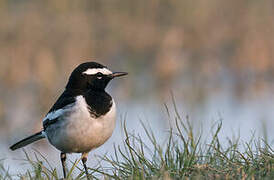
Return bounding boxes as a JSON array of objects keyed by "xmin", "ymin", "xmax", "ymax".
[{"xmin": 9, "ymin": 62, "xmax": 127, "ymax": 179}]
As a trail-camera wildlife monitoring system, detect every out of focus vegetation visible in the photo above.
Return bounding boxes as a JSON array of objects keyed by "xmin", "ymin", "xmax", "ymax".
[{"xmin": 0, "ymin": 0, "xmax": 273, "ymax": 145}]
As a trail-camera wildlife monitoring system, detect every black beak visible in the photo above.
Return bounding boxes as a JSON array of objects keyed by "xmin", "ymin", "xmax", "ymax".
[{"xmin": 110, "ymin": 72, "xmax": 128, "ymax": 78}]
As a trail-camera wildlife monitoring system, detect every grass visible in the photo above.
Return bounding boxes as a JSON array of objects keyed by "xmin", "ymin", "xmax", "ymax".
[{"xmin": 1, "ymin": 102, "xmax": 274, "ymax": 179}]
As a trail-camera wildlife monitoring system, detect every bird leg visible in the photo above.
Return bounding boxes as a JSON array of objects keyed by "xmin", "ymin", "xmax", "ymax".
[
  {"xmin": 81, "ymin": 152, "xmax": 90, "ymax": 180},
  {"xmin": 60, "ymin": 152, "xmax": 67, "ymax": 178}
]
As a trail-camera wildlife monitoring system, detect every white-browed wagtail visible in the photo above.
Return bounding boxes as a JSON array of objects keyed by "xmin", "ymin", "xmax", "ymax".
[{"xmin": 10, "ymin": 62, "xmax": 128, "ymax": 179}]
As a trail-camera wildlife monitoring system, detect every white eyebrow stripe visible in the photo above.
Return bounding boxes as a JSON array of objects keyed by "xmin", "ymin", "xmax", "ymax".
[{"xmin": 82, "ymin": 68, "xmax": 112, "ymax": 75}]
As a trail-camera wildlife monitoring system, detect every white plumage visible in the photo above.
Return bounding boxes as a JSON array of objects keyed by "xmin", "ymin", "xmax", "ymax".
[{"xmin": 44, "ymin": 95, "xmax": 116, "ymax": 153}]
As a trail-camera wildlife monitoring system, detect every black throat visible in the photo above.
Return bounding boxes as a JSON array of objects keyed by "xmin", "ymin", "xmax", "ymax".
[{"xmin": 83, "ymin": 89, "xmax": 113, "ymax": 118}]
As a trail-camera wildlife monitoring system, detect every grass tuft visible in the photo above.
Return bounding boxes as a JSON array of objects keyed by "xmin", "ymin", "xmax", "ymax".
[{"xmin": 2, "ymin": 102, "xmax": 274, "ymax": 179}]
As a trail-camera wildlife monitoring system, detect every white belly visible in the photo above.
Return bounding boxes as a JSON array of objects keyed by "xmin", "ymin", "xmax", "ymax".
[{"xmin": 45, "ymin": 96, "xmax": 116, "ymax": 153}]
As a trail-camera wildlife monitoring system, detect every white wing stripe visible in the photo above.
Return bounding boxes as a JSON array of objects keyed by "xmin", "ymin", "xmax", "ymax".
[{"xmin": 43, "ymin": 109, "xmax": 65, "ymax": 121}]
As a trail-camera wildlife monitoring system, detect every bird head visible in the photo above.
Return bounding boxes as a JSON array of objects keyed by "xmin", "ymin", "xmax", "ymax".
[{"xmin": 66, "ymin": 62, "xmax": 128, "ymax": 91}]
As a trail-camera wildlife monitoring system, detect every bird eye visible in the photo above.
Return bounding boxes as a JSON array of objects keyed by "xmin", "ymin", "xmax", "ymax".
[{"xmin": 96, "ymin": 72, "xmax": 103, "ymax": 79}]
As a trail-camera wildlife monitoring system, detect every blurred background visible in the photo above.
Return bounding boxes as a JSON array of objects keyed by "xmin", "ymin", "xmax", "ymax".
[{"xmin": 0, "ymin": 0, "xmax": 273, "ymax": 175}]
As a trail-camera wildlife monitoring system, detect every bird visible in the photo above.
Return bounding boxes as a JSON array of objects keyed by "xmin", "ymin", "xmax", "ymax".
[{"xmin": 9, "ymin": 62, "xmax": 128, "ymax": 179}]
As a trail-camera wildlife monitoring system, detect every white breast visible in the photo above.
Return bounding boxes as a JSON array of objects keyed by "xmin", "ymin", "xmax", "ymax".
[{"xmin": 45, "ymin": 95, "xmax": 117, "ymax": 153}]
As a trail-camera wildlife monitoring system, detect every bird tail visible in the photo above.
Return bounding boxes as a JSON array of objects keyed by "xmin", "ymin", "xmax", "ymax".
[{"xmin": 9, "ymin": 131, "xmax": 45, "ymax": 151}]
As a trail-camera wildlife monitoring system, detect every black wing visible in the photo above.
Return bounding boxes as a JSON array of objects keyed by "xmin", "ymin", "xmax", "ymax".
[{"xmin": 43, "ymin": 90, "xmax": 79, "ymax": 130}]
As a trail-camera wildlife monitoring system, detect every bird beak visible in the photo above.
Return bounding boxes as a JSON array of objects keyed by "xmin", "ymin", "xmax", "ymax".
[{"xmin": 110, "ymin": 72, "xmax": 128, "ymax": 78}]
